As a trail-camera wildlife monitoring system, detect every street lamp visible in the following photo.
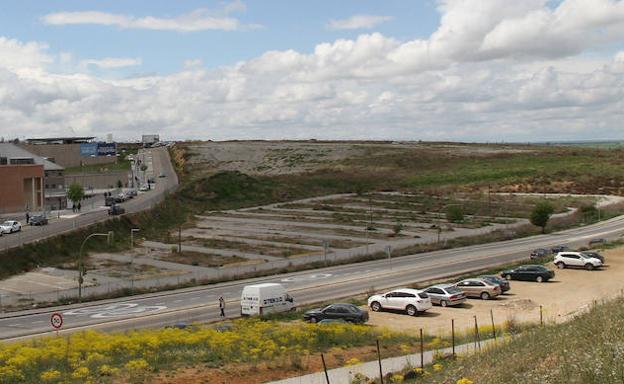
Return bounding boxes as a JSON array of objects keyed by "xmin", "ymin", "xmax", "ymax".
[{"xmin": 78, "ymin": 231, "xmax": 113, "ymax": 303}]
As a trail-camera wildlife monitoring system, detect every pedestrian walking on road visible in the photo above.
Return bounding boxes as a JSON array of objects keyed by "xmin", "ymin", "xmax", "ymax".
[
  {"xmin": 77, "ymin": 202, "xmax": 82, "ymax": 212},
  {"xmin": 219, "ymin": 296, "xmax": 225, "ymax": 317},
  {"xmin": 25, "ymin": 212, "xmax": 29, "ymax": 224}
]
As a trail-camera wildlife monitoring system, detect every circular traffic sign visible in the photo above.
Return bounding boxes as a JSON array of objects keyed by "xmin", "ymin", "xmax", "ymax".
[{"xmin": 50, "ymin": 312, "xmax": 63, "ymax": 329}]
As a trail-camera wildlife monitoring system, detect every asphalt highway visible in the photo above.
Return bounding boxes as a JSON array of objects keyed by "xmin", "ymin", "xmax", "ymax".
[
  {"xmin": 0, "ymin": 147, "xmax": 178, "ymax": 251},
  {"xmin": 2, "ymin": 212, "xmax": 623, "ymax": 341}
]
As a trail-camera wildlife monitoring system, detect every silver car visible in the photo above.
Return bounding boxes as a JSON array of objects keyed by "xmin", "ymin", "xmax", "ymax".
[{"xmin": 423, "ymin": 284, "xmax": 467, "ymax": 307}]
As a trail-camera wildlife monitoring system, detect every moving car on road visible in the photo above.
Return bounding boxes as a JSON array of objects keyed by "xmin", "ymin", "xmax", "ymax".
[
  {"xmin": 501, "ymin": 265, "xmax": 555, "ymax": 282},
  {"xmin": 479, "ymin": 275, "xmax": 511, "ymax": 293},
  {"xmin": 530, "ymin": 248, "xmax": 550, "ymax": 260},
  {"xmin": 455, "ymin": 278, "xmax": 501, "ymax": 300},
  {"xmin": 588, "ymin": 238, "xmax": 607, "ymax": 247},
  {"xmin": 423, "ymin": 284, "xmax": 467, "ymax": 307},
  {"xmin": 28, "ymin": 215, "xmax": 48, "ymax": 226},
  {"xmin": 108, "ymin": 204, "xmax": 125, "ymax": 216},
  {"xmin": 0, "ymin": 220, "xmax": 21, "ymax": 234},
  {"xmin": 554, "ymin": 252, "xmax": 603, "ymax": 270},
  {"xmin": 368, "ymin": 288, "xmax": 432, "ymax": 316},
  {"xmin": 551, "ymin": 245, "xmax": 569, "ymax": 254},
  {"xmin": 303, "ymin": 303, "xmax": 369, "ymax": 324}
]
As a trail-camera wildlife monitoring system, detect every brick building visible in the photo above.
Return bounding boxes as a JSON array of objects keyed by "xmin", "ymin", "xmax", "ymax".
[{"xmin": 0, "ymin": 143, "xmax": 66, "ymax": 213}]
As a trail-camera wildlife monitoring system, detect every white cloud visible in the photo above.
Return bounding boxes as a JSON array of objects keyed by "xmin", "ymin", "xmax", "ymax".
[
  {"xmin": 41, "ymin": 2, "xmax": 261, "ymax": 32},
  {"xmin": 3, "ymin": 0, "xmax": 624, "ymax": 142},
  {"xmin": 327, "ymin": 15, "xmax": 393, "ymax": 30},
  {"xmin": 80, "ymin": 57, "xmax": 142, "ymax": 70}
]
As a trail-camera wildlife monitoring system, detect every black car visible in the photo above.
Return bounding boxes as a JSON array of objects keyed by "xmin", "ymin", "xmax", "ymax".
[
  {"xmin": 104, "ymin": 196, "xmax": 116, "ymax": 206},
  {"xmin": 28, "ymin": 215, "xmax": 48, "ymax": 226},
  {"xmin": 501, "ymin": 265, "xmax": 555, "ymax": 283},
  {"xmin": 588, "ymin": 238, "xmax": 607, "ymax": 247},
  {"xmin": 108, "ymin": 204, "xmax": 126, "ymax": 216},
  {"xmin": 581, "ymin": 251, "xmax": 605, "ymax": 264},
  {"xmin": 551, "ymin": 245, "xmax": 569, "ymax": 254},
  {"xmin": 303, "ymin": 303, "xmax": 369, "ymax": 324},
  {"xmin": 479, "ymin": 275, "xmax": 511, "ymax": 293},
  {"xmin": 530, "ymin": 248, "xmax": 550, "ymax": 260}
]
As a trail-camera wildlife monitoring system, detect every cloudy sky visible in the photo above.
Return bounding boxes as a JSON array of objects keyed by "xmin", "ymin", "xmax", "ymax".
[{"xmin": 1, "ymin": 0, "xmax": 624, "ymax": 142}]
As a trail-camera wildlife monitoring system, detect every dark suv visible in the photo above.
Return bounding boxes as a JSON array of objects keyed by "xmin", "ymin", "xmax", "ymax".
[
  {"xmin": 108, "ymin": 204, "xmax": 126, "ymax": 216},
  {"xmin": 501, "ymin": 265, "xmax": 555, "ymax": 283},
  {"xmin": 304, "ymin": 303, "xmax": 369, "ymax": 324}
]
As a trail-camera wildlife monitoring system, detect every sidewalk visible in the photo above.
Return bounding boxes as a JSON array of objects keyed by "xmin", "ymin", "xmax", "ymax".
[{"xmin": 269, "ymin": 339, "xmax": 494, "ymax": 384}]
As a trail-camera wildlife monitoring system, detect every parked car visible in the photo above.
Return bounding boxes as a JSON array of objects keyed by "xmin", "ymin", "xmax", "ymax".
[
  {"xmin": 554, "ymin": 252, "xmax": 602, "ymax": 270},
  {"xmin": 501, "ymin": 265, "xmax": 555, "ymax": 282},
  {"xmin": 588, "ymin": 238, "xmax": 607, "ymax": 247},
  {"xmin": 158, "ymin": 172, "xmax": 166, "ymax": 178},
  {"xmin": 139, "ymin": 184, "xmax": 149, "ymax": 192},
  {"xmin": 530, "ymin": 248, "xmax": 550, "ymax": 260},
  {"xmin": 126, "ymin": 189, "xmax": 138, "ymax": 198},
  {"xmin": 423, "ymin": 284, "xmax": 467, "ymax": 307},
  {"xmin": 551, "ymin": 245, "xmax": 569, "ymax": 254},
  {"xmin": 28, "ymin": 215, "xmax": 48, "ymax": 226},
  {"xmin": 0, "ymin": 220, "xmax": 21, "ymax": 234},
  {"xmin": 368, "ymin": 288, "xmax": 432, "ymax": 316},
  {"xmin": 108, "ymin": 204, "xmax": 125, "ymax": 216},
  {"xmin": 104, "ymin": 196, "xmax": 116, "ymax": 206},
  {"xmin": 479, "ymin": 275, "xmax": 511, "ymax": 293},
  {"xmin": 455, "ymin": 278, "xmax": 501, "ymax": 300},
  {"xmin": 581, "ymin": 251, "xmax": 605, "ymax": 264},
  {"xmin": 303, "ymin": 303, "xmax": 369, "ymax": 324}
]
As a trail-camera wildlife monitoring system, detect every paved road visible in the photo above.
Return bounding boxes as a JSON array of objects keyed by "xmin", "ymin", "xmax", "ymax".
[
  {"xmin": 2, "ymin": 213, "xmax": 623, "ymax": 341},
  {"xmin": 0, "ymin": 147, "xmax": 178, "ymax": 251}
]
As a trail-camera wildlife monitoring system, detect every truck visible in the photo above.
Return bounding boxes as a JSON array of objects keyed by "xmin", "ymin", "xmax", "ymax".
[{"xmin": 240, "ymin": 283, "xmax": 295, "ymax": 316}]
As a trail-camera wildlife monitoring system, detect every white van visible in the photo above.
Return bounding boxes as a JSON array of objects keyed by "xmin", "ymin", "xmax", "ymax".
[{"xmin": 240, "ymin": 283, "xmax": 296, "ymax": 316}]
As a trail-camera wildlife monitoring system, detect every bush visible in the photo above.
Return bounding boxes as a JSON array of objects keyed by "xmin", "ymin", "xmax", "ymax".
[{"xmin": 446, "ymin": 205, "xmax": 464, "ymax": 223}]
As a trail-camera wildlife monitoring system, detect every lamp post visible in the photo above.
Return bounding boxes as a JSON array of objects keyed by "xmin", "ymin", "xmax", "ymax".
[
  {"xmin": 78, "ymin": 232, "xmax": 112, "ymax": 303},
  {"xmin": 130, "ymin": 228, "xmax": 140, "ymax": 250}
]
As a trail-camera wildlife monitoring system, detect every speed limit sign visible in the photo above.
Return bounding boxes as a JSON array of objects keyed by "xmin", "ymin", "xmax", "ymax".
[{"xmin": 50, "ymin": 312, "xmax": 63, "ymax": 330}]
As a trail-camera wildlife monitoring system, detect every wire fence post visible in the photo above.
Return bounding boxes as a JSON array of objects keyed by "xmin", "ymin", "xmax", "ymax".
[
  {"xmin": 540, "ymin": 305, "xmax": 543, "ymax": 326},
  {"xmin": 451, "ymin": 319, "xmax": 456, "ymax": 358},
  {"xmin": 474, "ymin": 315, "xmax": 481, "ymax": 351},
  {"xmin": 490, "ymin": 309, "xmax": 497, "ymax": 342},
  {"xmin": 376, "ymin": 339, "xmax": 384, "ymax": 384},
  {"xmin": 419, "ymin": 328, "xmax": 424, "ymax": 370},
  {"xmin": 320, "ymin": 353, "xmax": 330, "ymax": 384}
]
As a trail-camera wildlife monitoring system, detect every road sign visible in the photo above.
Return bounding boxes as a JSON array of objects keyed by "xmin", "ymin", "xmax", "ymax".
[{"xmin": 50, "ymin": 312, "xmax": 63, "ymax": 329}]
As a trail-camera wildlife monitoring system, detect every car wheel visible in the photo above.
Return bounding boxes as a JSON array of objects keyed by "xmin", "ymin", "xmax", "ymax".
[
  {"xmin": 585, "ymin": 264, "xmax": 594, "ymax": 271},
  {"xmin": 480, "ymin": 292, "xmax": 490, "ymax": 300},
  {"xmin": 406, "ymin": 305, "xmax": 418, "ymax": 316},
  {"xmin": 536, "ymin": 275, "xmax": 544, "ymax": 283},
  {"xmin": 556, "ymin": 262, "xmax": 565, "ymax": 269},
  {"xmin": 309, "ymin": 317, "xmax": 318, "ymax": 323},
  {"xmin": 370, "ymin": 301, "xmax": 382, "ymax": 312},
  {"xmin": 441, "ymin": 300, "xmax": 449, "ymax": 308},
  {"xmin": 505, "ymin": 274, "xmax": 512, "ymax": 280}
]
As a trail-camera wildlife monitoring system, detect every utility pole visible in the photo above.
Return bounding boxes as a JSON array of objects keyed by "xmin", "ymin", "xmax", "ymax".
[{"xmin": 178, "ymin": 226, "xmax": 182, "ymax": 253}]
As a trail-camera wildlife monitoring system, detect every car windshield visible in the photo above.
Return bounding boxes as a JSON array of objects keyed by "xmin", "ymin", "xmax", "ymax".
[
  {"xmin": 582, "ymin": 252, "xmax": 599, "ymax": 258},
  {"xmin": 1, "ymin": 221, "xmax": 11, "ymax": 226}
]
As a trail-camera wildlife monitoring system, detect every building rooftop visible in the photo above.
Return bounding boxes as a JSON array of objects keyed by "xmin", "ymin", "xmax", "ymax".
[
  {"xmin": 0, "ymin": 143, "xmax": 64, "ymax": 171},
  {"xmin": 25, "ymin": 137, "xmax": 95, "ymax": 144}
]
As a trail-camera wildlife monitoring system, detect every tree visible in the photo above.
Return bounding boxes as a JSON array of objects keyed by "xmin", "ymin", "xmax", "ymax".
[
  {"xmin": 446, "ymin": 205, "xmax": 464, "ymax": 223},
  {"xmin": 116, "ymin": 179, "xmax": 123, "ymax": 189},
  {"xmin": 530, "ymin": 202, "xmax": 554, "ymax": 233},
  {"xmin": 392, "ymin": 221, "xmax": 404, "ymax": 236},
  {"xmin": 66, "ymin": 183, "xmax": 85, "ymax": 205}
]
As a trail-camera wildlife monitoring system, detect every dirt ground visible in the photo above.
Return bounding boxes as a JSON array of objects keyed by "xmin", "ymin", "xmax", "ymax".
[{"xmin": 367, "ymin": 247, "xmax": 624, "ymax": 336}]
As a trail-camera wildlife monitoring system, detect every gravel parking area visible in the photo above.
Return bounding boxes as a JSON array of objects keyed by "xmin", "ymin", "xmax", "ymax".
[{"xmin": 367, "ymin": 247, "xmax": 624, "ymax": 336}]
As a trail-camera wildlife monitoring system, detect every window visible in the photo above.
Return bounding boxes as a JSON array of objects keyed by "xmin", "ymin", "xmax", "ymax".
[
  {"xmin": 474, "ymin": 282, "xmax": 485, "ymax": 286},
  {"xmin": 428, "ymin": 288, "xmax": 443, "ymax": 294}
]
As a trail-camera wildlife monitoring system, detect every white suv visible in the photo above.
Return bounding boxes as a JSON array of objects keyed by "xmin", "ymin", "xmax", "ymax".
[
  {"xmin": 368, "ymin": 288, "xmax": 432, "ymax": 316},
  {"xmin": 554, "ymin": 252, "xmax": 602, "ymax": 270},
  {"xmin": 0, "ymin": 220, "xmax": 21, "ymax": 234}
]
